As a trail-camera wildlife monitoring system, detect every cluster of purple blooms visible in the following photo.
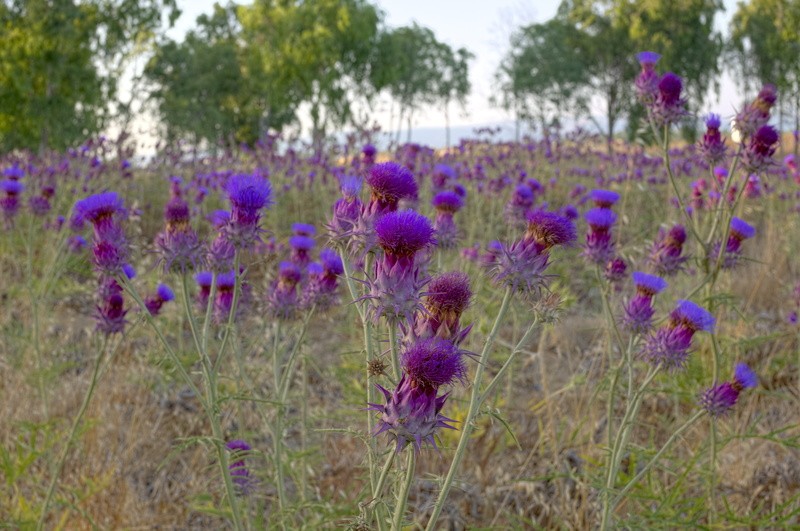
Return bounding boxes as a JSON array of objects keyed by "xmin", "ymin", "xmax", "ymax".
[
  {"xmin": 330, "ymin": 159, "xmax": 479, "ymax": 452},
  {"xmin": 582, "ymin": 189, "xmax": 626, "ymax": 283},
  {"xmin": 370, "ymin": 271, "xmax": 474, "ymax": 452},
  {"xmin": 700, "ymin": 363, "xmax": 758, "ymax": 417},
  {"xmin": 635, "ymin": 52, "xmax": 686, "ymax": 125},
  {"xmin": 715, "ymin": 217, "xmax": 756, "ymax": 269},
  {"xmin": 647, "ymin": 224, "xmax": 688, "ymax": 276},
  {"xmin": 73, "ymin": 192, "xmax": 132, "ymax": 335}
]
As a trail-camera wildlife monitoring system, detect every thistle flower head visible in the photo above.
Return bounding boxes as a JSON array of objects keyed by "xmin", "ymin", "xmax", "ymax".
[
  {"xmin": 401, "ymin": 338, "xmax": 466, "ymax": 391},
  {"xmin": 729, "ymin": 217, "xmax": 756, "ymax": 241},
  {"xmin": 225, "ymin": 439, "xmax": 253, "ymax": 494},
  {"xmin": 590, "ymin": 189, "xmax": 620, "ymax": 208},
  {"xmin": 341, "ymin": 175, "xmax": 362, "ymax": 200},
  {"xmin": 585, "ymin": 208, "xmax": 617, "ymax": 231},
  {"xmin": 366, "ymin": 162, "xmax": 418, "ymax": 210},
  {"xmin": 421, "ymin": 271, "xmax": 472, "ymax": 338},
  {"xmin": 224, "ymin": 173, "xmax": 272, "ymax": 248},
  {"xmin": 74, "ymin": 192, "xmax": 124, "ymax": 228},
  {"xmin": 637, "ymin": 51, "xmax": 661, "ymax": 68},
  {"xmin": 672, "ymin": 299, "xmax": 716, "ymax": 333},
  {"xmin": 700, "ymin": 363, "xmax": 758, "ymax": 417},
  {"xmin": 525, "ymin": 210, "xmax": 576, "ymax": 250},
  {"xmin": 289, "ymin": 234, "xmax": 315, "ymax": 252},
  {"xmin": 369, "ymin": 377, "xmax": 455, "ymax": 452},
  {"xmin": 658, "ymin": 73, "xmax": 683, "ymax": 105},
  {"xmin": 432, "ymin": 191, "xmax": 464, "ymax": 213},
  {"xmin": 743, "ymin": 125, "xmax": 779, "ymax": 172},
  {"xmin": 278, "ymin": 261, "xmax": 302, "ymax": 287},
  {"xmin": 641, "ymin": 300, "xmax": 714, "ymax": 369},
  {"xmin": 164, "ymin": 196, "xmax": 190, "ymax": 230},
  {"xmin": 633, "ymin": 271, "xmax": 668, "ymax": 296},
  {"xmin": 375, "ymin": 210, "xmax": 435, "ymax": 263},
  {"xmin": 292, "ymin": 223, "xmax": 316, "ymax": 237}
]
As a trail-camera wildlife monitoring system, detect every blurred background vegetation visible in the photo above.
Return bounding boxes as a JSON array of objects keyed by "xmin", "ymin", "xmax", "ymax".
[{"xmin": 0, "ymin": 0, "xmax": 799, "ymax": 153}]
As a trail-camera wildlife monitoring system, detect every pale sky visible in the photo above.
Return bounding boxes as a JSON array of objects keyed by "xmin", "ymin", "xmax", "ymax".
[{"xmin": 126, "ymin": 0, "xmax": 744, "ymax": 149}]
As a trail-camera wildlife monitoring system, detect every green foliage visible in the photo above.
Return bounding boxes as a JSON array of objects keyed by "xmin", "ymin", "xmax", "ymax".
[
  {"xmin": 494, "ymin": 18, "xmax": 590, "ymax": 132},
  {"xmin": 0, "ymin": 0, "xmax": 177, "ymax": 152}
]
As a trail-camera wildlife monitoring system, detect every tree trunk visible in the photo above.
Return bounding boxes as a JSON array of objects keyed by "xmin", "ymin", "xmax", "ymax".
[
  {"xmin": 795, "ymin": 90, "xmax": 799, "ymax": 158},
  {"xmin": 406, "ymin": 112, "xmax": 412, "ymax": 143}
]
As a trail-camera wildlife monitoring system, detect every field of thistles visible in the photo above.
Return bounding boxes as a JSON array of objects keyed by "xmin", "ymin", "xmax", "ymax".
[{"xmin": 3, "ymin": 71, "xmax": 800, "ymax": 530}]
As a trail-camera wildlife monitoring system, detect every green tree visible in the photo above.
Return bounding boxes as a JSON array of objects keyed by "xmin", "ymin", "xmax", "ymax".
[
  {"xmin": 238, "ymin": 0, "xmax": 381, "ymax": 148},
  {"xmin": 493, "ymin": 18, "xmax": 589, "ymax": 140},
  {"xmin": 0, "ymin": 0, "xmax": 177, "ymax": 151},
  {"xmin": 371, "ymin": 24, "xmax": 466, "ymax": 143},
  {"xmin": 730, "ymin": 0, "xmax": 800, "ymax": 141}
]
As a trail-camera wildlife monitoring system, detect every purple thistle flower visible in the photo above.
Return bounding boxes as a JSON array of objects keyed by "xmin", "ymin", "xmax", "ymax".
[
  {"xmin": 156, "ymin": 195, "xmax": 203, "ymax": 273},
  {"xmin": 145, "ymin": 283, "xmax": 175, "ymax": 316},
  {"xmin": 289, "ymin": 234, "xmax": 315, "ymax": 268},
  {"xmin": 206, "ymin": 233, "xmax": 236, "ymax": 274},
  {"xmin": 641, "ymin": 300, "xmax": 714, "ymax": 370},
  {"xmin": 505, "ymin": 184, "xmax": 535, "ymax": 223},
  {"xmin": 605, "ymin": 257, "xmax": 628, "ymax": 284},
  {"xmin": 73, "ymin": 192, "xmax": 125, "ymax": 241},
  {"xmin": 214, "ymin": 271, "xmax": 237, "ymax": 324},
  {"xmin": 525, "ymin": 210, "xmax": 577, "ymax": 251},
  {"xmin": 635, "ymin": 51, "xmax": 661, "ymax": 104},
  {"xmin": 368, "ymin": 375, "xmax": 456, "ymax": 453},
  {"xmin": 266, "ymin": 262, "xmax": 301, "ymax": 320},
  {"xmin": 225, "ymin": 439, "xmax": 253, "ymax": 494},
  {"xmin": 375, "ymin": 210, "xmax": 435, "ymax": 268},
  {"xmin": 432, "ymin": 163, "xmax": 456, "ymax": 191},
  {"xmin": 365, "ymin": 211, "xmax": 435, "ymax": 323},
  {"xmin": 651, "ymin": 72, "xmax": 687, "ymax": 126},
  {"xmin": 648, "ymin": 224, "xmax": 687, "ymax": 276},
  {"xmin": 715, "ymin": 217, "xmax": 755, "ymax": 269},
  {"xmin": 224, "ymin": 173, "xmax": 272, "ymax": 249},
  {"xmin": 300, "ymin": 248, "xmax": 343, "ymax": 311},
  {"xmin": 195, "ymin": 271, "xmax": 213, "ymax": 311},
  {"xmin": 1, "ymin": 180, "xmax": 24, "ymax": 224},
  {"xmin": 590, "ymin": 189, "xmax": 620, "ymax": 208},
  {"xmin": 699, "ymin": 113, "xmax": 727, "ymax": 165},
  {"xmin": 328, "ymin": 176, "xmax": 364, "ymax": 249},
  {"xmin": 209, "ymin": 209, "xmax": 231, "ymax": 229},
  {"xmin": 95, "ymin": 278, "xmax": 127, "ymax": 335},
  {"xmin": 743, "ymin": 125, "xmax": 779, "ymax": 173},
  {"xmin": 623, "ymin": 272, "xmax": 668, "ymax": 334},
  {"xmin": 582, "ymin": 208, "xmax": 617, "ymax": 264},
  {"xmin": 432, "ymin": 191, "xmax": 464, "ymax": 249},
  {"xmin": 700, "ymin": 363, "xmax": 758, "ymax": 417},
  {"xmin": 292, "ymin": 223, "xmax": 316, "ymax": 237},
  {"xmin": 68, "ymin": 235, "xmax": 87, "ymax": 253},
  {"xmin": 411, "ymin": 271, "xmax": 473, "ymax": 344},
  {"xmin": 122, "ymin": 263, "xmax": 137, "ymax": 279},
  {"xmin": 365, "ymin": 162, "xmax": 418, "ymax": 214},
  {"xmin": 734, "ymin": 84, "xmax": 777, "ymax": 140},
  {"xmin": 401, "ymin": 338, "xmax": 466, "ymax": 390}
]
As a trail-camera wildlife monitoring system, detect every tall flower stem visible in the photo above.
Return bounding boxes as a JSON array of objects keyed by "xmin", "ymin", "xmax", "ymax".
[
  {"xmin": 365, "ymin": 450, "xmax": 396, "ymax": 528},
  {"xmin": 391, "ymin": 450, "xmax": 416, "ymax": 531},
  {"xmin": 424, "ymin": 287, "xmax": 513, "ymax": 530},
  {"xmin": 215, "ymin": 251, "xmax": 242, "ymax": 372},
  {"xmin": 25, "ymin": 218, "xmax": 48, "ymax": 416},
  {"xmin": 601, "ymin": 364, "xmax": 661, "ymax": 531},
  {"xmin": 340, "ymin": 250, "xmax": 381, "ymax": 493},
  {"xmin": 389, "ymin": 321, "xmax": 401, "ymax": 380},
  {"xmin": 201, "ymin": 272, "xmax": 218, "ymax": 353},
  {"xmin": 610, "ymin": 410, "xmax": 705, "ymax": 509},
  {"xmin": 37, "ymin": 336, "xmax": 108, "ymax": 531},
  {"xmin": 479, "ymin": 316, "xmax": 539, "ymax": 406},
  {"xmin": 181, "ymin": 274, "xmax": 245, "ymax": 530}
]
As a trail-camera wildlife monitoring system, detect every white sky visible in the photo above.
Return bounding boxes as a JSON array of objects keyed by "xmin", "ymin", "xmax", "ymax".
[{"xmin": 126, "ymin": 0, "xmax": 744, "ymax": 149}]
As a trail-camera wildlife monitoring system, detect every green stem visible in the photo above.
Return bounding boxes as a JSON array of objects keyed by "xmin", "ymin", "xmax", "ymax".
[
  {"xmin": 215, "ymin": 251, "xmax": 242, "ymax": 373},
  {"xmin": 391, "ymin": 451, "xmax": 416, "ymax": 531},
  {"xmin": 366, "ymin": 450, "xmax": 396, "ymax": 529},
  {"xmin": 479, "ymin": 317, "xmax": 539, "ymax": 407},
  {"xmin": 119, "ymin": 276, "xmax": 206, "ymax": 410},
  {"xmin": 610, "ymin": 410, "xmax": 705, "ymax": 509},
  {"xmin": 389, "ymin": 321, "xmax": 401, "ymax": 381},
  {"xmin": 201, "ymin": 272, "xmax": 218, "ymax": 354},
  {"xmin": 25, "ymin": 218, "xmax": 48, "ymax": 417},
  {"xmin": 37, "ymin": 337, "xmax": 107, "ymax": 531},
  {"xmin": 601, "ymin": 364, "xmax": 661, "ymax": 531},
  {"xmin": 708, "ymin": 417, "xmax": 718, "ymax": 523},
  {"xmin": 182, "ymin": 275, "xmax": 245, "ymax": 530},
  {"xmin": 424, "ymin": 287, "xmax": 513, "ymax": 530}
]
